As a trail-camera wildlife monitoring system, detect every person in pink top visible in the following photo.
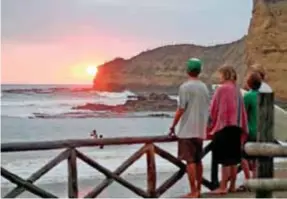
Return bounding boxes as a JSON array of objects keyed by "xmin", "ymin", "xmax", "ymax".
[{"xmin": 207, "ymin": 65, "xmax": 248, "ymax": 194}]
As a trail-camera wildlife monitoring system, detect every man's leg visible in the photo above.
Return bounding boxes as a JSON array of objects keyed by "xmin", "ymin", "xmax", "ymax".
[
  {"xmin": 186, "ymin": 162, "xmax": 198, "ymax": 197},
  {"xmin": 185, "ymin": 138, "xmax": 203, "ymax": 198},
  {"xmin": 229, "ymin": 165, "xmax": 238, "ymax": 192},
  {"xmin": 196, "ymin": 162, "xmax": 203, "ymax": 193}
]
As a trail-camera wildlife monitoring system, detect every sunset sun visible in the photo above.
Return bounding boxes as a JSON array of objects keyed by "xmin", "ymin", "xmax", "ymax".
[{"xmin": 86, "ymin": 65, "xmax": 98, "ymax": 76}]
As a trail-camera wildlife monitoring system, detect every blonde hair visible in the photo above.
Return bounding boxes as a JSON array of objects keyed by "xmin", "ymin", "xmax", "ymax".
[
  {"xmin": 218, "ymin": 65, "xmax": 237, "ymax": 82},
  {"xmin": 250, "ymin": 64, "xmax": 266, "ymax": 80}
]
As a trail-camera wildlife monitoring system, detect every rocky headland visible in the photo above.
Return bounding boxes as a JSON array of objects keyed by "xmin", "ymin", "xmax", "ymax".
[{"xmin": 93, "ymin": 0, "xmax": 287, "ymax": 101}]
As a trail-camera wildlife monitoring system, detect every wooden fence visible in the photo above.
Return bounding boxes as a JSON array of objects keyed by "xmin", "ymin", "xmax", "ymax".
[
  {"xmin": 1, "ymin": 136, "xmax": 220, "ymax": 198},
  {"xmin": 2, "ymin": 92, "xmax": 286, "ymax": 198},
  {"xmin": 244, "ymin": 93, "xmax": 287, "ymax": 198}
]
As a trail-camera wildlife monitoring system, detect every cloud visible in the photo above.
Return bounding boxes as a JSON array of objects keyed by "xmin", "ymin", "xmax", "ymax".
[{"xmin": 1, "ymin": 0, "xmax": 252, "ymax": 45}]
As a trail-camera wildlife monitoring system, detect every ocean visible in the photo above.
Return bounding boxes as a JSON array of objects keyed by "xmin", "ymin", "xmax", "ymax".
[{"xmin": 1, "ymin": 84, "xmax": 286, "ymax": 197}]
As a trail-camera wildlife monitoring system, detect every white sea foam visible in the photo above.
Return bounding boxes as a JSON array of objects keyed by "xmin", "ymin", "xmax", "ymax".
[{"xmin": 1, "ymin": 89, "xmax": 136, "ymax": 118}]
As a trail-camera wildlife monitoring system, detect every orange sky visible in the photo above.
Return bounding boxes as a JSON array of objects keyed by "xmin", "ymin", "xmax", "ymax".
[
  {"xmin": 1, "ymin": 31, "xmax": 149, "ymax": 84},
  {"xmin": 1, "ymin": 0, "xmax": 252, "ymax": 85}
]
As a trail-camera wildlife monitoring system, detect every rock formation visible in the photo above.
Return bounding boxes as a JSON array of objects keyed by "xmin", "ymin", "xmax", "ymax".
[
  {"xmin": 73, "ymin": 93, "xmax": 177, "ymax": 112},
  {"xmin": 245, "ymin": 0, "xmax": 287, "ymax": 100},
  {"xmin": 94, "ymin": 0, "xmax": 287, "ymax": 100},
  {"xmin": 93, "ymin": 39, "xmax": 246, "ymax": 93}
]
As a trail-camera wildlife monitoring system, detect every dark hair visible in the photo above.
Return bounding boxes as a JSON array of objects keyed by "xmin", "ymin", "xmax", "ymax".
[
  {"xmin": 247, "ymin": 72, "xmax": 262, "ymax": 91},
  {"xmin": 187, "ymin": 69, "xmax": 201, "ymax": 77},
  {"xmin": 250, "ymin": 64, "xmax": 266, "ymax": 80},
  {"xmin": 218, "ymin": 65, "xmax": 237, "ymax": 82}
]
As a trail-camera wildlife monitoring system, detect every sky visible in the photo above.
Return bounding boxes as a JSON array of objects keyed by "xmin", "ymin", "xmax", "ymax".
[{"xmin": 1, "ymin": 0, "xmax": 253, "ymax": 84}]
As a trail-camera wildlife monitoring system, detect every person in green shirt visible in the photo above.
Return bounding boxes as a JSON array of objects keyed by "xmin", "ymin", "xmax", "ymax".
[
  {"xmin": 240, "ymin": 72, "xmax": 262, "ymax": 188},
  {"xmin": 244, "ymin": 72, "xmax": 262, "ymax": 141}
]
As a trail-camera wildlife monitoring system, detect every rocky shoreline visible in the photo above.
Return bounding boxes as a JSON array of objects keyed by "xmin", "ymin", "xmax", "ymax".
[
  {"xmin": 72, "ymin": 93, "xmax": 177, "ymax": 112},
  {"xmin": 29, "ymin": 91, "xmax": 287, "ymax": 119}
]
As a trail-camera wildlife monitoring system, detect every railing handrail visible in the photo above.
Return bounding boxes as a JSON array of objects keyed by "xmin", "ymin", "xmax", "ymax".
[
  {"xmin": 245, "ymin": 143, "xmax": 287, "ymax": 157},
  {"xmin": 1, "ymin": 135, "xmax": 177, "ymax": 152}
]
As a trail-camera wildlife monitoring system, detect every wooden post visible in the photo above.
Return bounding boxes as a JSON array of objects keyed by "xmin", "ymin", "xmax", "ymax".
[
  {"xmin": 256, "ymin": 92, "xmax": 274, "ymax": 198},
  {"xmin": 68, "ymin": 148, "xmax": 78, "ymax": 198},
  {"xmin": 146, "ymin": 144, "xmax": 156, "ymax": 197}
]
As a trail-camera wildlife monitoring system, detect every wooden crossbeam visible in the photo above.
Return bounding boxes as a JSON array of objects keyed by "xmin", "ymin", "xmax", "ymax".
[
  {"xmin": 154, "ymin": 144, "xmax": 215, "ymax": 191},
  {"xmin": 1, "ymin": 167, "xmax": 57, "ymax": 198},
  {"xmin": 202, "ymin": 141, "xmax": 213, "ymax": 157},
  {"xmin": 75, "ymin": 149, "xmax": 150, "ymax": 198},
  {"xmin": 155, "ymin": 168, "xmax": 185, "ymax": 197},
  {"xmin": 1, "ymin": 136, "xmax": 176, "ymax": 152},
  {"xmin": 153, "ymin": 145, "xmax": 185, "ymax": 169},
  {"xmin": 84, "ymin": 144, "xmax": 149, "ymax": 198},
  {"xmin": 4, "ymin": 149, "xmax": 69, "ymax": 198}
]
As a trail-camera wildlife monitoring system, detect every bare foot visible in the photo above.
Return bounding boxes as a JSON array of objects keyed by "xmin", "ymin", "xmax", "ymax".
[
  {"xmin": 180, "ymin": 192, "xmax": 200, "ymax": 198},
  {"xmin": 210, "ymin": 188, "xmax": 228, "ymax": 195},
  {"xmin": 228, "ymin": 187, "xmax": 236, "ymax": 193}
]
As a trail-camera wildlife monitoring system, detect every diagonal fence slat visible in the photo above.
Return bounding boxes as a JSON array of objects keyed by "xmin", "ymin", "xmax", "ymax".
[
  {"xmin": 155, "ymin": 169, "xmax": 185, "ymax": 197},
  {"xmin": 75, "ymin": 149, "xmax": 150, "ymax": 198},
  {"xmin": 153, "ymin": 145, "xmax": 185, "ymax": 170},
  {"xmin": 84, "ymin": 144, "xmax": 149, "ymax": 198},
  {"xmin": 4, "ymin": 149, "xmax": 70, "ymax": 198},
  {"xmin": 1, "ymin": 167, "xmax": 57, "ymax": 198},
  {"xmin": 202, "ymin": 141, "xmax": 213, "ymax": 157},
  {"xmin": 154, "ymin": 144, "xmax": 215, "ymax": 192}
]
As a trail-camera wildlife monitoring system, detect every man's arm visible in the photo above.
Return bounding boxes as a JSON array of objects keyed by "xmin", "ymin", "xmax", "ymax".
[
  {"xmin": 169, "ymin": 108, "xmax": 185, "ymax": 136},
  {"xmin": 169, "ymin": 86, "xmax": 186, "ymax": 136}
]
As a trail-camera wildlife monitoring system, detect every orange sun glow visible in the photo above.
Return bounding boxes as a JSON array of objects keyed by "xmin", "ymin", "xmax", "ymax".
[{"xmin": 86, "ymin": 65, "xmax": 98, "ymax": 76}]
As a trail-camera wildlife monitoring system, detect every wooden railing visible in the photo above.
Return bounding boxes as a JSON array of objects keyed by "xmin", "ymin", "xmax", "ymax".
[
  {"xmin": 243, "ymin": 92, "xmax": 287, "ymax": 198},
  {"xmin": 2, "ymin": 92, "xmax": 284, "ymax": 198},
  {"xmin": 244, "ymin": 142, "xmax": 287, "ymax": 198},
  {"xmin": 1, "ymin": 135, "xmax": 220, "ymax": 198}
]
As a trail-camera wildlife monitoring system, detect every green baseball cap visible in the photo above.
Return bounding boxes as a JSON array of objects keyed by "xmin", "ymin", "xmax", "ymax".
[{"xmin": 186, "ymin": 58, "xmax": 202, "ymax": 73}]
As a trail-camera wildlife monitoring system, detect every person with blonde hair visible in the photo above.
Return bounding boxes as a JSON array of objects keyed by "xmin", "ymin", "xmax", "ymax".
[
  {"xmin": 207, "ymin": 65, "xmax": 248, "ymax": 194},
  {"xmin": 250, "ymin": 64, "xmax": 272, "ymax": 93}
]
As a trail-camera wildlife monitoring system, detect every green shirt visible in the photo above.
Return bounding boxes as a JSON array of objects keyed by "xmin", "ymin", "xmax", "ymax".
[{"xmin": 244, "ymin": 90, "xmax": 258, "ymax": 140}]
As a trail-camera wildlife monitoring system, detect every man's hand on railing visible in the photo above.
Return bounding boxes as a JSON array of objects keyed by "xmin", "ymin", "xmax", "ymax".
[{"xmin": 168, "ymin": 127, "xmax": 176, "ymax": 137}]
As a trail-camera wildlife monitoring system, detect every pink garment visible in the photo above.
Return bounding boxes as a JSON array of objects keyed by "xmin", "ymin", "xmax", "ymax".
[{"xmin": 207, "ymin": 82, "xmax": 248, "ymax": 138}]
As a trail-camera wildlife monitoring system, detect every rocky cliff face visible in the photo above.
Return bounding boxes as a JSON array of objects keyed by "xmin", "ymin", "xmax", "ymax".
[
  {"xmin": 94, "ymin": 0, "xmax": 287, "ymax": 100},
  {"xmin": 93, "ymin": 39, "xmax": 246, "ymax": 93},
  {"xmin": 245, "ymin": 0, "xmax": 287, "ymax": 100}
]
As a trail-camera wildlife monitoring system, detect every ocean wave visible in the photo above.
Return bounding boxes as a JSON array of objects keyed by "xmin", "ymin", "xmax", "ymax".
[
  {"xmin": 2, "ymin": 87, "xmax": 96, "ymax": 95},
  {"xmin": 1, "ymin": 87, "xmax": 135, "ymax": 98},
  {"xmin": 1, "ymin": 89, "xmax": 137, "ymax": 118},
  {"xmin": 26, "ymin": 111, "xmax": 173, "ymax": 119},
  {"xmin": 97, "ymin": 90, "xmax": 136, "ymax": 98}
]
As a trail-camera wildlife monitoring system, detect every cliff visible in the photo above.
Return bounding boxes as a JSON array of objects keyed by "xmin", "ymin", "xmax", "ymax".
[
  {"xmin": 93, "ymin": 39, "xmax": 246, "ymax": 93},
  {"xmin": 94, "ymin": 0, "xmax": 287, "ymax": 100},
  {"xmin": 245, "ymin": 0, "xmax": 287, "ymax": 100}
]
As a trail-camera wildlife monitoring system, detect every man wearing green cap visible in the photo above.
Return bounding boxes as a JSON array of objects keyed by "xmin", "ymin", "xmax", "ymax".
[{"xmin": 169, "ymin": 58, "xmax": 209, "ymax": 198}]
